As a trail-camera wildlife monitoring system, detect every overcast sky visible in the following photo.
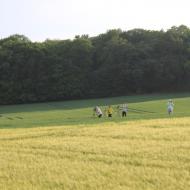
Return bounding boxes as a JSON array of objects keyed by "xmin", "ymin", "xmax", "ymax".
[{"xmin": 1, "ymin": 0, "xmax": 190, "ymax": 41}]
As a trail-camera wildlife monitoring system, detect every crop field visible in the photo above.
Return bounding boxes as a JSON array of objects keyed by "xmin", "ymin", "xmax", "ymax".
[{"xmin": 0, "ymin": 93, "xmax": 190, "ymax": 190}]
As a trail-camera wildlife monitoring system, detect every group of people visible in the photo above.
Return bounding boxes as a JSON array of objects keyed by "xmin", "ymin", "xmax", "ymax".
[
  {"xmin": 93, "ymin": 104, "xmax": 128, "ymax": 118},
  {"xmin": 93, "ymin": 99, "xmax": 175, "ymax": 118}
]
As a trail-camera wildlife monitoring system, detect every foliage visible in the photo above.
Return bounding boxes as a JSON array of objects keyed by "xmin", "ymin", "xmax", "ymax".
[{"xmin": 1, "ymin": 26, "xmax": 190, "ymax": 104}]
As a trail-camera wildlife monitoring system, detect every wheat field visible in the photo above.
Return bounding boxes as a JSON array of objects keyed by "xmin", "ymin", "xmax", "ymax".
[{"xmin": 1, "ymin": 116, "xmax": 190, "ymax": 190}]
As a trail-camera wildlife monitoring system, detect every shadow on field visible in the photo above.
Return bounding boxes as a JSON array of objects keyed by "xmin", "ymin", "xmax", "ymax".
[{"xmin": 0, "ymin": 92, "xmax": 190, "ymax": 115}]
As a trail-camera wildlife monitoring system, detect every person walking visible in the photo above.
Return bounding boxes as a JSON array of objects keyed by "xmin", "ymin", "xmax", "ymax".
[
  {"xmin": 106, "ymin": 105, "xmax": 114, "ymax": 117},
  {"xmin": 121, "ymin": 103, "xmax": 128, "ymax": 117},
  {"xmin": 93, "ymin": 106, "xmax": 103, "ymax": 118}
]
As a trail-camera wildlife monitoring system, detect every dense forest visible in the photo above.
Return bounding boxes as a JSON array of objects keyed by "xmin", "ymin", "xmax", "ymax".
[{"xmin": 0, "ymin": 25, "xmax": 190, "ymax": 104}]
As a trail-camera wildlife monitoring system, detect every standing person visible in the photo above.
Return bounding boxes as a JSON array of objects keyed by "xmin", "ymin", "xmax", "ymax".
[
  {"xmin": 106, "ymin": 105, "xmax": 114, "ymax": 118},
  {"xmin": 116, "ymin": 105, "xmax": 122, "ymax": 117},
  {"xmin": 93, "ymin": 106, "xmax": 103, "ymax": 118},
  {"xmin": 121, "ymin": 103, "xmax": 128, "ymax": 117},
  {"xmin": 167, "ymin": 99, "xmax": 174, "ymax": 115}
]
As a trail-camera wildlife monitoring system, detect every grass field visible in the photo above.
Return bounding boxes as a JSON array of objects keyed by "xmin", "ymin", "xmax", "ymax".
[{"xmin": 0, "ymin": 93, "xmax": 190, "ymax": 190}]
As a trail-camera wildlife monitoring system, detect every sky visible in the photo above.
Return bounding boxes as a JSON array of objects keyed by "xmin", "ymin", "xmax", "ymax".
[{"xmin": 1, "ymin": 0, "xmax": 190, "ymax": 42}]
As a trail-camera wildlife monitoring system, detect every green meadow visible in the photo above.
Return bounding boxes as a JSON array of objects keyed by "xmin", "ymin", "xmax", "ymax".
[{"xmin": 0, "ymin": 93, "xmax": 190, "ymax": 190}]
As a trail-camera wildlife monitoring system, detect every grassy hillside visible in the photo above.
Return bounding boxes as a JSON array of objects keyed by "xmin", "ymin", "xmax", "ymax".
[
  {"xmin": 0, "ymin": 117, "xmax": 190, "ymax": 190},
  {"xmin": 0, "ymin": 92, "xmax": 190, "ymax": 129}
]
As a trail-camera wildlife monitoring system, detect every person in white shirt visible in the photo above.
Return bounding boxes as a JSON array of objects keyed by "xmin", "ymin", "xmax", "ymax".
[
  {"xmin": 117, "ymin": 103, "xmax": 128, "ymax": 117},
  {"xmin": 167, "ymin": 99, "xmax": 174, "ymax": 115},
  {"xmin": 121, "ymin": 103, "xmax": 128, "ymax": 117},
  {"xmin": 93, "ymin": 106, "xmax": 103, "ymax": 118}
]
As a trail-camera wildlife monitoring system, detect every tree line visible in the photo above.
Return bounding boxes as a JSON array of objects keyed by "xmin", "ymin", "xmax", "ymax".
[{"xmin": 0, "ymin": 25, "xmax": 190, "ymax": 104}]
